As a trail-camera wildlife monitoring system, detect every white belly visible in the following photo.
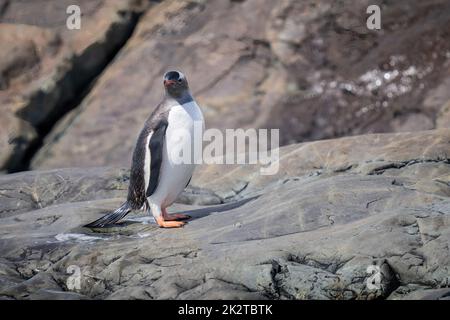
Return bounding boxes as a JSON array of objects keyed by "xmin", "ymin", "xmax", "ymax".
[{"xmin": 148, "ymin": 101, "xmax": 204, "ymax": 208}]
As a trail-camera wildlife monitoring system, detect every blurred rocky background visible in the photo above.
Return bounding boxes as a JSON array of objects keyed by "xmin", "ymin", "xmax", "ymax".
[
  {"xmin": 0, "ymin": 0, "xmax": 449, "ymax": 172},
  {"xmin": 1, "ymin": 0, "xmax": 450, "ymax": 300}
]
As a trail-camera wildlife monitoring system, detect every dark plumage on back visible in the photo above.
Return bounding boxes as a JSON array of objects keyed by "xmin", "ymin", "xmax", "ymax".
[
  {"xmin": 85, "ymin": 103, "xmax": 170, "ymax": 228},
  {"xmin": 127, "ymin": 113, "xmax": 168, "ymax": 209}
]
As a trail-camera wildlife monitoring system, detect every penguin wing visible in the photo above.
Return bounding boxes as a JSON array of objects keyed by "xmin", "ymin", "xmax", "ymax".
[
  {"xmin": 85, "ymin": 118, "xmax": 167, "ymax": 228},
  {"xmin": 146, "ymin": 119, "xmax": 168, "ymax": 197}
]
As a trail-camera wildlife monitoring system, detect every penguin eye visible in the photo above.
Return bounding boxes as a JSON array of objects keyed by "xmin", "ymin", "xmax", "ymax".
[{"xmin": 177, "ymin": 79, "xmax": 182, "ymax": 83}]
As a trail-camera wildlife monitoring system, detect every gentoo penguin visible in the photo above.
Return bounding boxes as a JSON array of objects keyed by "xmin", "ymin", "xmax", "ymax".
[{"xmin": 85, "ymin": 70, "xmax": 204, "ymax": 228}]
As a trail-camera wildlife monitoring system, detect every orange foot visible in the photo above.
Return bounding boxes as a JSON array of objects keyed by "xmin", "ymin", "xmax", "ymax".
[
  {"xmin": 156, "ymin": 216, "xmax": 186, "ymax": 228},
  {"xmin": 162, "ymin": 209, "xmax": 191, "ymax": 221}
]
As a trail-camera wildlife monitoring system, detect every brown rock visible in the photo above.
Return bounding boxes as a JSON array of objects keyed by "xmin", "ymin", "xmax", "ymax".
[
  {"xmin": 30, "ymin": 0, "xmax": 450, "ymax": 170},
  {"xmin": 436, "ymin": 100, "xmax": 450, "ymax": 129},
  {"xmin": 0, "ymin": 0, "xmax": 148, "ymax": 171}
]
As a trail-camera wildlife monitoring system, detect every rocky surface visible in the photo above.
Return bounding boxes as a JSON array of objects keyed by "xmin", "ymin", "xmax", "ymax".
[
  {"xmin": 1, "ymin": 129, "xmax": 449, "ymax": 300},
  {"xmin": 26, "ymin": 0, "xmax": 450, "ymax": 171},
  {"xmin": 1, "ymin": 0, "xmax": 450, "ymax": 301}
]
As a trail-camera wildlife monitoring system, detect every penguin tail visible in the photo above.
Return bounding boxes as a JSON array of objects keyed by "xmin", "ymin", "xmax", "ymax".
[{"xmin": 84, "ymin": 202, "xmax": 132, "ymax": 228}]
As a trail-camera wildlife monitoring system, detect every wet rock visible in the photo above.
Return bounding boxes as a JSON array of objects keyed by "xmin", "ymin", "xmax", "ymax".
[
  {"xmin": 0, "ymin": 167, "xmax": 129, "ymax": 218},
  {"xmin": 0, "ymin": 272, "xmax": 61, "ymax": 299},
  {"xmin": 27, "ymin": 289, "xmax": 90, "ymax": 300},
  {"xmin": 1, "ymin": 129, "xmax": 449, "ymax": 299},
  {"xmin": 177, "ymin": 186, "xmax": 223, "ymax": 206},
  {"xmin": 395, "ymin": 288, "xmax": 450, "ymax": 300},
  {"xmin": 0, "ymin": 0, "xmax": 149, "ymax": 171}
]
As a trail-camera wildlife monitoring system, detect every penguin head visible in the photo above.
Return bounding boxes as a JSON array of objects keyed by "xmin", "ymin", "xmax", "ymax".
[{"xmin": 163, "ymin": 70, "xmax": 189, "ymax": 97}]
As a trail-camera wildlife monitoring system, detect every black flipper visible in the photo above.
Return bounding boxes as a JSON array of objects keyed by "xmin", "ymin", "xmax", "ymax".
[
  {"xmin": 84, "ymin": 202, "xmax": 132, "ymax": 228},
  {"xmin": 85, "ymin": 107, "xmax": 168, "ymax": 228},
  {"xmin": 146, "ymin": 120, "xmax": 167, "ymax": 197}
]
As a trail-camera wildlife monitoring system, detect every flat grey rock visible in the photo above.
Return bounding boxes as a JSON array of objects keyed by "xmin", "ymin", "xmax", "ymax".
[{"xmin": 1, "ymin": 130, "xmax": 450, "ymax": 299}]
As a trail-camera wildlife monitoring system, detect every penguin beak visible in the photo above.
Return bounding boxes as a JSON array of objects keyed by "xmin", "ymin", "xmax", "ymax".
[{"xmin": 164, "ymin": 80, "xmax": 176, "ymax": 87}]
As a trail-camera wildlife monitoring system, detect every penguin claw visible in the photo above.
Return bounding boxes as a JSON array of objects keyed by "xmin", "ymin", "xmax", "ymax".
[{"xmin": 156, "ymin": 217, "xmax": 186, "ymax": 228}]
